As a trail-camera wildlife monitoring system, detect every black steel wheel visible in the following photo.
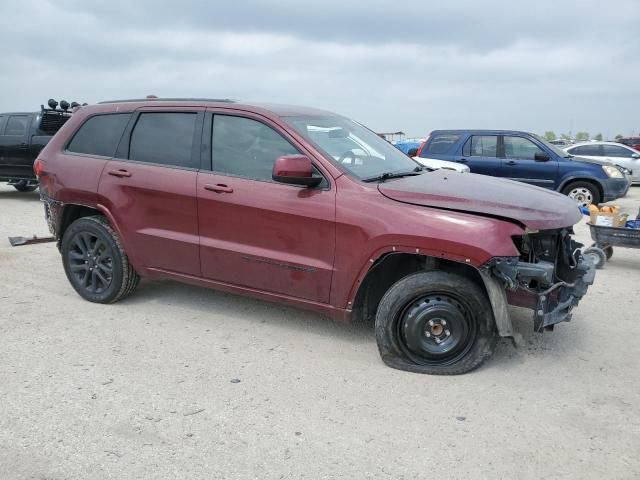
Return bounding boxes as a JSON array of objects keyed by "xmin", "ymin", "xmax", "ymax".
[
  {"xmin": 376, "ymin": 271, "xmax": 497, "ymax": 375},
  {"xmin": 397, "ymin": 293, "xmax": 476, "ymax": 367},
  {"xmin": 13, "ymin": 183, "xmax": 38, "ymax": 192},
  {"xmin": 61, "ymin": 215, "xmax": 139, "ymax": 303}
]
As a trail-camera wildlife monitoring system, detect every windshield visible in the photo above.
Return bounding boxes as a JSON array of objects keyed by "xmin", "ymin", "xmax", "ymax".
[
  {"xmin": 534, "ymin": 134, "xmax": 571, "ymax": 157},
  {"xmin": 285, "ymin": 115, "xmax": 420, "ymax": 180}
]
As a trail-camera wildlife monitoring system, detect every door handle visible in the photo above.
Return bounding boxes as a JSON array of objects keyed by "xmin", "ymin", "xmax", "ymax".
[
  {"xmin": 506, "ymin": 160, "xmax": 517, "ymax": 166},
  {"xmin": 457, "ymin": 158, "xmax": 468, "ymax": 163},
  {"xmin": 108, "ymin": 169, "xmax": 132, "ymax": 178},
  {"xmin": 204, "ymin": 183, "xmax": 233, "ymax": 193}
]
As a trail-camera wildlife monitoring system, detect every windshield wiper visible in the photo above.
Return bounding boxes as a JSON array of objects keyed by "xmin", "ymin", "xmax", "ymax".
[{"xmin": 362, "ymin": 166, "xmax": 425, "ymax": 183}]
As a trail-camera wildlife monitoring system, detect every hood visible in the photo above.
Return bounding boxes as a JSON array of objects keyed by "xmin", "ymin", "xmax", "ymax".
[
  {"xmin": 568, "ymin": 155, "xmax": 612, "ymax": 166},
  {"xmin": 378, "ymin": 170, "xmax": 582, "ymax": 231}
]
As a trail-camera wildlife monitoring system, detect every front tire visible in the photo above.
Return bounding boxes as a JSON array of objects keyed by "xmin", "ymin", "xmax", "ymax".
[
  {"xmin": 375, "ymin": 271, "xmax": 497, "ymax": 375},
  {"xmin": 61, "ymin": 215, "xmax": 139, "ymax": 303},
  {"xmin": 562, "ymin": 181, "xmax": 600, "ymax": 206}
]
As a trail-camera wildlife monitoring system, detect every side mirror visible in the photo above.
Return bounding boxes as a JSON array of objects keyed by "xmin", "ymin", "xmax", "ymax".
[
  {"xmin": 631, "ymin": 153, "xmax": 640, "ymax": 159},
  {"xmin": 272, "ymin": 155, "xmax": 322, "ymax": 187},
  {"xmin": 534, "ymin": 152, "xmax": 550, "ymax": 162}
]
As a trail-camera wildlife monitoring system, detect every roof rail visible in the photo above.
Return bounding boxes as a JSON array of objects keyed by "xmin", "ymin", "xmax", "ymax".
[{"xmin": 98, "ymin": 97, "xmax": 235, "ymax": 104}]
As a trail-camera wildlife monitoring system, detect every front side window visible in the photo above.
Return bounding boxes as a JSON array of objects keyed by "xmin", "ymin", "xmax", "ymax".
[
  {"xmin": 285, "ymin": 115, "xmax": 419, "ymax": 180},
  {"xmin": 603, "ymin": 145, "xmax": 632, "ymax": 158},
  {"xmin": 463, "ymin": 135, "xmax": 498, "ymax": 157},
  {"xmin": 129, "ymin": 112, "xmax": 198, "ymax": 168},
  {"xmin": 503, "ymin": 136, "xmax": 545, "ymax": 160},
  {"xmin": 212, "ymin": 115, "xmax": 300, "ymax": 181},
  {"xmin": 5, "ymin": 115, "xmax": 29, "ymax": 136},
  {"xmin": 67, "ymin": 114, "xmax": 131, "ymax": 157},
  {"xmin": 425, "ymin": 134, "xmax": 460, "ymax": 155}
]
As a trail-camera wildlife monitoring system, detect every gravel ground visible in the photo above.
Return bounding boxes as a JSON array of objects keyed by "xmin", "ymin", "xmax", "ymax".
[{"xmin": 0, "ymin": 183, "xmax": 639, "ymax": 480}]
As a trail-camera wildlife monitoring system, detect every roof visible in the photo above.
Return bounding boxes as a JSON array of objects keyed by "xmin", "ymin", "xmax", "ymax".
[
  {"xmin": 430, "ymin": 129, "xmax": 534, "ymax": 135},
  {"xmin": 95, "ymin": 98, "xmax": 336, "ymax": 117},
  {"xmin": 568, "ymin": 141, "xmax": 634, "ymax": 147},
  {"xmin": 0, "ymin": 111, "xmax": 35, "ymax": 116}
]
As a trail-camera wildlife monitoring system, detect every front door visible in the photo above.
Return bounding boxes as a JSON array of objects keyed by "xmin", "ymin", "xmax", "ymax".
[
  {"xmin": 197, "ymin": 113, "xmax": 336, "ymax": 303},
  {"xmin": 98, "ymin": 109, "xmax": 203, "ymax": 276},
  {"xmin": 501, "ymin": 135, "xmax": 558, "ymax": 189}
]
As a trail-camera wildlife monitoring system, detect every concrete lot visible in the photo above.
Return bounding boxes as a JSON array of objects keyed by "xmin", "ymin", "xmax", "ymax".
[{"xmin": 0, "ymin": 183, "xmax": 639, "ymax": 480}]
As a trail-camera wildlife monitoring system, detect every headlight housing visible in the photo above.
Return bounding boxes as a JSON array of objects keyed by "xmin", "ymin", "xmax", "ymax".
[{"xmin": 602, "ymin": 165, "xmax": 624, "ymax": 178}]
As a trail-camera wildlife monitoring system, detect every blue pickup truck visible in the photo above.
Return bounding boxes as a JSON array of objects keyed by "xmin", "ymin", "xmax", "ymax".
[{"xmin": 416, "ymin": 130, "xmax": 630, "ymax": 205}]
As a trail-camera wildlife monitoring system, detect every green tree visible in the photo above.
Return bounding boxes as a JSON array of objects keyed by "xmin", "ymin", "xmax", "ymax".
[
  {"xmin": 594, "ymin": 133, "xmax": 603, "ymax": 141},
  {"xmin": 575, "ymin": 131, "xmax": 590, "ymax": 142},
  {"xmin": 544, "ymin": 131, "xmax": 557, "ymax": 141},
  {"xmin": 560, "ymin": 133, "xmax": 571, "ymax": 140},
  {"xmin": 615, "ymin": 134, "xmax": 623, "ymax": 141}
]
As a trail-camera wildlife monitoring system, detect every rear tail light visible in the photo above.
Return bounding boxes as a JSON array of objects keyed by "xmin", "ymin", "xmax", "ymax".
[
  {"xmin": 415, "ymin": 138, "xmax": 427, "ymax": 157},
  {"xmin": 34, "ymin": 157, "xmax": 44, "ymax": 176}
]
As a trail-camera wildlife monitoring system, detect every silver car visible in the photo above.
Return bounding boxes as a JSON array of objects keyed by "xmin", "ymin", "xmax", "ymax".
[{"xmin": 564, "ymin": 142, "xmax": 640, "ymax": 184}]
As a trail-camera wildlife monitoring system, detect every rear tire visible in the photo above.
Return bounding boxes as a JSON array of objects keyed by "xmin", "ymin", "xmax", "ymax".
[
  {"xmin": 375, "ymin": 271, "xmax": 497, "ymax": 375},
  {"xmin": 561, "ymin": 181, "xmax": 600, "ymax": 206},
  {"xmin": 13, "ymin": 184, "xmax": 38, "ymax": 192},
  {"xmin": 61, "ymin": 215, "xmax": 139, "ymax": 303}
]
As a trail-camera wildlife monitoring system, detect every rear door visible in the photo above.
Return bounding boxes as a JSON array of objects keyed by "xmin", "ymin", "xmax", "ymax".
[
  {"xmin": 459, "ymin": 135, "xmax": 502, "ymax": 176},
  {"xmin": 98, "ymin": 108, "xmax": 203, "ymax": 276},
  {"xmin": 197, "ymin": 111, "xmax": 336, "ymax": 303},
  {"xmin": 501, "ymin": 135, "xmax": 558, "ymax": 189},
  {"xmin": 567, "ymin": 144, "xmax": 603, "ymax": 161},
  {"xmin": 0, "ymin": 114, "xmax": 32, "ymax": 179}
]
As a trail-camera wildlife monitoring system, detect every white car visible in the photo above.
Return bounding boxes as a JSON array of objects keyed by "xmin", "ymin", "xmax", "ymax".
[
  {"xmin": 413, "ymin": 156, "xmax": 470, "ymax": 173},
  {"xmin": 564, "ymin": 142, "xmax": 640, "ymax": 184}
]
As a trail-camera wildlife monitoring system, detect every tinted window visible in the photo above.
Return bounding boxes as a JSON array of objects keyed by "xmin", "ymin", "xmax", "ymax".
[
  {"xmin": 570, "ymin": 144, "xmax": 602, "ymax": 156},
  {"xmin": 5, "ymin": 115, "xmax": 29, "ymax": 136},
  {"xmin": 67, "ymin": 114, "xmax": 131, "ymax": 157},
  {"xmin": 603, "ymin": 145, "xmax": 632, "ymax": 158},
  {"xmin": 464, "ymin": 136, "xmax": 498, "ymax": 157},
  {"xmin": 212, "ymin": 115, "xmax": 299, "ymax": 181},
  {"xmin": 425, "ymin": 134, "xmax": 460, "ymax": 155},
  {"xmin": 129, "ymin": 113, "xmax": 198, "ymax": 168},
  {"xmin": 503, "ymin": 136, "xmax": 545, "ymax": 160}
]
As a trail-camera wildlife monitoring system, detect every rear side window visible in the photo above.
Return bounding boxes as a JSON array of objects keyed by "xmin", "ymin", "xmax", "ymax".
[
  {"xmin": 463, "ymin": 136, "xmax": 498, "ymax": 157},
  {"xmin": 503, "ymin": 136, "xmax": 545, "ymax": 160},
  {"xmin": 5, "ymin": 115, "xmax": 29, "ymax": 136},
  {"xmin": 67, "ymin": 114, "xmax": 131, "ymax": 157},
  {"xmin": 424, "ymin": 134, "xmax": 460, "ymax": 155},
  {"xmin": 212, "ymin": 115, "xmax": 299, "ymax": 181},
  {"xmin": 603, "ymin": 145, "xmax": 632, "ymax": 157},
  {"xmin": 129, "ymin": 113, "xmax": 198, "ymax": 169},
  {"xmin": 570, "ymin": 144, "xmax": 602, "ymax": 156}
]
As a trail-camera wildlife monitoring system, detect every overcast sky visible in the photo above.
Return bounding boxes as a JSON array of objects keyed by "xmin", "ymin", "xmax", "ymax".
[{"xmin": 1, "ymin": 0, "xmax": 638, "ymax": 137}]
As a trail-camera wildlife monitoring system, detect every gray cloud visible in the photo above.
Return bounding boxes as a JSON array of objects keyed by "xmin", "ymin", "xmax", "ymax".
[{"xmin": 1, "ymin": 0, "xmax": 639, "ymax": 136}]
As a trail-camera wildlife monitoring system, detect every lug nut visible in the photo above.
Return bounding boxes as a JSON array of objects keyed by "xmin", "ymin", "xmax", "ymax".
[
  {"xmin": 428, "ymin": 320, "xmax": 435, "ymax": 326},
  {"xmin": 425, "ymin": 332, "xmax": 431, "ymax": 338},
  {"xmin": 445, "ymin": 330, "xmax": 451, "ymax": 336},
  {"xmin": 435, "ymin": 338, "xmax": 441, "ymax": 344},
  {"xmin": 441, "ymin": 320, "xmax": 447, "ymax": 326}
]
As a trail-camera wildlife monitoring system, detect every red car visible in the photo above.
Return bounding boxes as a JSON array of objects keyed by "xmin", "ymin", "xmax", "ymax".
[
  {"xmin": 35, "ymin": 98, "xmax": 595, "ymax": 374},
  {"xmin": 617, "ymin": 136, "xmax": 640, "ymax": 151}
]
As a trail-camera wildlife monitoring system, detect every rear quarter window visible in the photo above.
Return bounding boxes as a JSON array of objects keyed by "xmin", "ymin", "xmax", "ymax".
[
  {"xmin": 5, "ymin": 115, "xmax": 29, "ymax": 136},
  {"xmin": 67, "ymin": 114, "xmax": 131, "ymax": 157},
  {"xmin": 423, "ymin": 134, "xmax": 460, "ymax": 155}
]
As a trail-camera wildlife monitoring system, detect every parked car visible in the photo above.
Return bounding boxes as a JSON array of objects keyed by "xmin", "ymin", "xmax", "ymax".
[
  {"xmin": 36, "ymin": 98, "xmax": 596, "ymax": 375},
  {"xmin": 617, "ymin": 136, "xmax": 640, "ymax": 151},
  {"xmin": 548, "ymin": 139, "xmax": 570, "ymax": 146},
  {"xmin": 564, "ymin": 142, "xmax": 639, "ymax": 184},
  {"xmin": 393, "ymin": 139, "xmax": 470, "ymax": 173},
  {"xmin": 0, "ymin": 101, "xmax": 72, "ymax": 191},
  {"xmin": 416, "ymin": 130, "xmax": 630, "ymax": 206}
]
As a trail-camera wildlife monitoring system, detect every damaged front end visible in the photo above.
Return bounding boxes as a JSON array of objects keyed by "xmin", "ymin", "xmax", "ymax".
[{"xmin": 481, "ymin": 228, "xmax": 596, "ymax": 334}]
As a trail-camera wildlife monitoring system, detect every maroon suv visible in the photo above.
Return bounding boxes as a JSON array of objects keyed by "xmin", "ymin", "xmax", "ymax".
[{"xmin": 36, "ymin": 98, "xmax": 595, "ymax": 374}]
